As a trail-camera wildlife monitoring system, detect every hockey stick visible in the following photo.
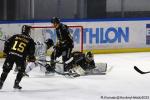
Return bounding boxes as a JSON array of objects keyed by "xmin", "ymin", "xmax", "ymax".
[
  {"xmin": 0, "ymin": 38, "xmax": 6, "ymax": 41},
  {"xmin": 38, "ymin": 59, "xmax": 64, "ymax": 64},
  {"xmin": 134, "ymin": 66, "xmax": 150, "ymax": 74},
  {"xmin": 38, "ymin": 57, "xmax": 73, "ymax": 65}
]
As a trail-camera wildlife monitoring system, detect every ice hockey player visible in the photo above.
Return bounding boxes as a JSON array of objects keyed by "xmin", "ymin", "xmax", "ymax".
[
  {"xmin": 46, "ymin": 17, "xmax": 74, "ymax": 73},
  {"xmin": 25, "ymin": 38, "xmax": 54, "ymax": 75},
  {"xmin": 0, "ymin": 25, "xmax": 35, "ymax": 89},
  {"xmin": 66, "ymin": 51, "xmax": 96, "ymax": 76}
]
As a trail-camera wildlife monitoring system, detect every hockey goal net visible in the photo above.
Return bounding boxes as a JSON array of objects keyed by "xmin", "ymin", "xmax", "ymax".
[{"xmin": 31, "ymin": 26, "xmax": 83, "ymax": 52}]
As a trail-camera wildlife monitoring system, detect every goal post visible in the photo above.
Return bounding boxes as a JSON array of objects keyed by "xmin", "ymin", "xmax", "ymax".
[{"xmin": 31, "ymin": 25, "xmax": 83, "ymax": 52}]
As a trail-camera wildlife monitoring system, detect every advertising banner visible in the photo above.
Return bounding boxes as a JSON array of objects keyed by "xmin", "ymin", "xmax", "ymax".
[{"xmin": 0, "ymin": 18, "xmax": 150, "ymax": 55}]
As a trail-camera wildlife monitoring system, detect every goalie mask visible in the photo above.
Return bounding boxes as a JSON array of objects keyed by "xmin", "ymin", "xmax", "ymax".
[
  {"xmin": 85, "ymin": 51, "xmax": 94, "ymax": 62},
  {"xmin": 22, "ymin": 25, "xmax": 31, "ymax": 36},
  {"xmin": 45, "ymin": 39, "xmax": 54, "ymax": 49}
]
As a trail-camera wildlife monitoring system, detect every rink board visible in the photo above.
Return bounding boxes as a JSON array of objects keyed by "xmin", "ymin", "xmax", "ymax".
[{"xmin": 1, "ymin": 18, "xmax": 150, "ymax": 57}]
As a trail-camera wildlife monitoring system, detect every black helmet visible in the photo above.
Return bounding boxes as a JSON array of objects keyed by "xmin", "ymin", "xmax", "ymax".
[
  {"xmin": 45, "ymin": 39, "xmax": 54, "ymax": 49},
  {"xmin": 51, "ymin": 17, "xmax": 60, "ymax": 24},
  {"xmin": 22, "ymin": 25, "xmax": 31, "ymax": 36},
  {"xmin": 85, "ymin": 51, "xmax": 94, "ymax": 61}
]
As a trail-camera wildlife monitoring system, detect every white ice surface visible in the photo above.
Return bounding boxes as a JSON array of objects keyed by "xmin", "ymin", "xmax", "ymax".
[{"xmin": 0, "ymin": 52, "xmax": 150, "ymax": 100}]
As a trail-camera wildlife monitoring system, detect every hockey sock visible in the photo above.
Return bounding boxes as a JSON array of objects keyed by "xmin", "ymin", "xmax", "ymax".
[
  {"xmin": 0, "ymin": 71, "xmax": 9, "ymax": 82},
  {"xmin": 15, "ymin": 72, "xmax": 24, "ymax": 84}
]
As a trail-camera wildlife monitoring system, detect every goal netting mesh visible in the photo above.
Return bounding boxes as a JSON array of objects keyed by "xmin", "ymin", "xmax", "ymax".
[{"xmin": 31, "ymin": 26, "xmax": 83, "ymax": 53}]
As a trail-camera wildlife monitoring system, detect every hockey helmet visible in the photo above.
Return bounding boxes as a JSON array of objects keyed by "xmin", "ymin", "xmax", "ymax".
[
  {"xmin": 22, "ymin": 25, "xmax": 31, "ymax": 36},
  {"xmin": 51, "ymin": 17, "xmax": 60, "ymax": 24},
  {"xmin": 45, "ymin": 38, "xmax": 54, "ymax": 49},
  {"xmin": 85, "ymin": 51, "xmax": 94, "ymax": 62}
]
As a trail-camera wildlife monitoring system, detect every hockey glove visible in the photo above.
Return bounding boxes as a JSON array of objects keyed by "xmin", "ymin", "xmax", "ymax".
[
  {"xmin": 27, "ymin": 55, "xmax": 36, "ymax": 62},
  {"xmin": 3, "ymin": 52, "xmax": 7, "ymax": 58},
  {"xmin": 45, "ymin": 64, "xmax": 55, "ymax": 72}
]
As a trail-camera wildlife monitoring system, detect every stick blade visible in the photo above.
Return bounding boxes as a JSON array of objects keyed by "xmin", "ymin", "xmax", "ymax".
[{"xmin": 134, "ymin": 66, "xmax": 144, "ymax": 74}]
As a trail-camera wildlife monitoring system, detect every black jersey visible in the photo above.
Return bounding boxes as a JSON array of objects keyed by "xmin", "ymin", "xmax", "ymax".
[
  {"xmin": 56, "ymin": 23, "xmax": 74, "ymax": 48},
  {"xmin": 3, "ymin": 34, "xmax": 35, "ymax": 59},
  {"xmin": 71, "ymin": 51, "xmax": 95, "ymax": 70}
]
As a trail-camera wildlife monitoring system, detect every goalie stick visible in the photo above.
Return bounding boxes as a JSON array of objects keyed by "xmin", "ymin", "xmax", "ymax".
[
  {"xmin": 134, "ymin": 66, "xmax": 150, "ymax": 74},
  {"xmin": 54, "ymin": 70, "xmax": 80, "ymax": 78},
  {"xmin": 37, "ymin": 62, "xmax": 79, "ymax": 78}
]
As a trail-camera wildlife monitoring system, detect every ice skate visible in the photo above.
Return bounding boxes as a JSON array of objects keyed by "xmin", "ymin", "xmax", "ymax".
[
  {"xmin": 13, "ymin": 84, "xmax": 22, "ymax": 90},
  {"xmin": 0, "ymin": 81, "xmax": 4, "ymax": 89}
]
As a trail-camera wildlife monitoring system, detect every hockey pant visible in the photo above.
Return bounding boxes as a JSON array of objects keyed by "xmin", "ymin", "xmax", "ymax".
[{"xmin": 51, "ymin": 48, "xmax": 72, "ymax": 71}]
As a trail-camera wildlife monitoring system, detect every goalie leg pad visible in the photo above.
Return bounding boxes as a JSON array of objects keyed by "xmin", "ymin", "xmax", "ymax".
[
  {"xmin": 95, "ymin": 63, "xmax": 107, "ymax": 72},
  {"xmin": 86, "ymin": 63, "xmax": 107, "ymax": 75},
  {"xmin": 71, "ymin": 65, "xmax": 85, "ymax": 75}
]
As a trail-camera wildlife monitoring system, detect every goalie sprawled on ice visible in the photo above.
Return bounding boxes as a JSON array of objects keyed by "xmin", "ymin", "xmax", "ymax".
[{"xmin": 54, "ymin": 51, "xmax": 108, "ymax": 76}]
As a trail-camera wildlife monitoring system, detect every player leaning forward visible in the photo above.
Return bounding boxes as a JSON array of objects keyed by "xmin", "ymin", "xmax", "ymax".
[
  {"xmin": 46, "ymin": 17, "xmax": 74, "ymax": 73},
  {"xmin": 0, "ymin": 25, "xmax": 35, "ymax": 89}
]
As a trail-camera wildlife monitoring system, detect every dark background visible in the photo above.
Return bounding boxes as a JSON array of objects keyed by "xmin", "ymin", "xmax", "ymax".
[{"xmin": 0, "ymin": 0, "xmax": 150, "ymax": 20}]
